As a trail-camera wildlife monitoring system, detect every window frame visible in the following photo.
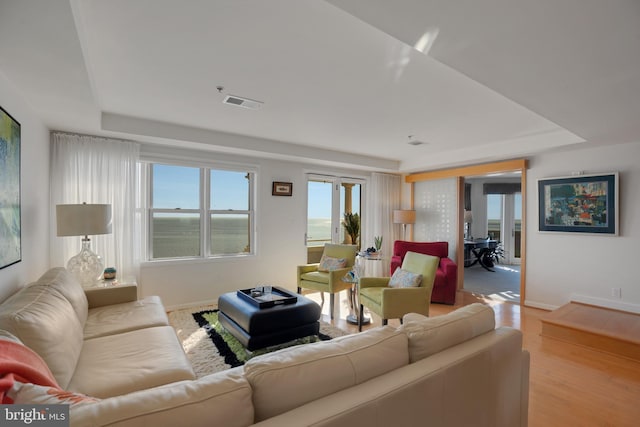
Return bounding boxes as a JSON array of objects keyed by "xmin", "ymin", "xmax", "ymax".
[{"xmin": 146, "ymin": 161, "xmax": 256, "ymax": 262}]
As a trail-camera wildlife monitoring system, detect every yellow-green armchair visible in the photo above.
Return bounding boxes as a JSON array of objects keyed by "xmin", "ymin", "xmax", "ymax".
[
  {"xmin": 297, "ymin": 244, "xmax": 358, "ymax": 319},
  {"xmin": 358, "ymin": 251, "xmax": 439, "ymax": 331}
]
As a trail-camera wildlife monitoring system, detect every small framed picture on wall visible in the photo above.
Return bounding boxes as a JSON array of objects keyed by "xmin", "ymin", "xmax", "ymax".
[{"xmin": 272, "ymin": 181, "xmax": 293, "ymax": 196}]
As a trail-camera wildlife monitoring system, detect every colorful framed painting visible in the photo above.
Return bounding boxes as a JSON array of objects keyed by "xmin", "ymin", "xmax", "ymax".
[
  {"xmin": 538, "ymin": 173, "xmax": 618, "ymax": 235},
  {"xmin": 0, "ymin": 105, "xmax": 21, "ymax": 269}
]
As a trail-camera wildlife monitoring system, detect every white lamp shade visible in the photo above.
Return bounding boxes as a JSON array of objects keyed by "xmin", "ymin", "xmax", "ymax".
[
  {"xmin": 393, "ymin": 210, "xmax": 416, "ymax": 225},
  {"xmin": 56, "ymin": 204, "xmax": 112, "ymax": 237},
  {"xmin": 464, "ymin": 210, "xmax": 473, "ymax": 223}
]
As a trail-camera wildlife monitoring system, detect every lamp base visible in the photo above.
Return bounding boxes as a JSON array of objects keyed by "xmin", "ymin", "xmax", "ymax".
[{"xmin": 67, "ymin": 238, "xmax": 104, "ymax": 287}]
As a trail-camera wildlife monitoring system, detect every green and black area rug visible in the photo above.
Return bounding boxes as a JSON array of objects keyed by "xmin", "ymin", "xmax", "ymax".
[{"xmin": 168, "ymin": 305, "xmax": 349, "ymax": 378}]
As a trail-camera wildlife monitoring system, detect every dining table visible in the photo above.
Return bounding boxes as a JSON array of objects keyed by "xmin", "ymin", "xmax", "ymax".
[{"xmin": 464, "ymin": 239, "xmax": 498, "ymax": 272}]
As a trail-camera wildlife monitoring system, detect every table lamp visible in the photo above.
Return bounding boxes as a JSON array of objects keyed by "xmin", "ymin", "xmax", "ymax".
[
  {"xmin": 393, "ymin": 209, "xmax": 416, "ymax": 240},
  {"xmin": 56, "ymin": 203, "xmax": 112, "ymax": 286}
]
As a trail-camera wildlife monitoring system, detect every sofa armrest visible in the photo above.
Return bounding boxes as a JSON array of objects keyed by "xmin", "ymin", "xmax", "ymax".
[
  {"xmin": 70, "ymin": 368, "xmax": 253, "ymax": 427},
  {"xmin": 85, "ymin": 284, "xmax": 138, "ymax": 309},
  {"xmin": 328, "ymin": 267, "xmax": 351, "ymax": 281},
  {"xmin": 380, "ymin": 286, "xmax": 428, "ymax": 306},
  {"xmin": 359, "ymin": 277, "xmax": 390, "ymax": 289},
  {"xmin": 440, "ymin": 257, "xmax": 457, "ymax": 276},
  {"xmin": 297, "ymin": 263, "xmax": 319, "ymax": 275}
]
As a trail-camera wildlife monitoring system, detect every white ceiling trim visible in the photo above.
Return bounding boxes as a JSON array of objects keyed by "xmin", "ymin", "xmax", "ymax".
[{"xmin": 102, "ymin": 112, "xmax": 399, "ymax": 171}]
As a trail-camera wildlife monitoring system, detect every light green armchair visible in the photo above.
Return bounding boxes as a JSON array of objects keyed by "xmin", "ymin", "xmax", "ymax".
[
  {"xmin": 297, "ymin": 244, "xmax": 358, "ymax": 319},
  {"xmin": 358, "ymin": 251, "xmax": 439, "ymax": 331}
]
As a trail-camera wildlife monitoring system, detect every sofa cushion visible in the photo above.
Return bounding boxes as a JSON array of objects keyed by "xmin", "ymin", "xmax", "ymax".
[
  {"xmin": 84, "ymin": 296, "xmax": 169, "ymax": 339},
  {"xmin": 300, "ymin": 270, "xmax": 330, "ymax": 284},
  {"xmin": 67, "ymin": 326, "xmax": 195, "ymax": 398},
  {"xmin": 0, "ymin": 283, "xmax": 84, "ymax": 389},
  {"xmin": 32, "ymin": 267, "xmax": 88, "ymax": 326},
  {"xmin": 399, "ymin": 303, "xmax": 495, "ymax": 362},
  {"xmin": 245, "ymin": 325, "xmax": 408, "ymax": 421},
  {"xmin": 70, "ymin": 367, "xmax": 254, "ymax": 427}
]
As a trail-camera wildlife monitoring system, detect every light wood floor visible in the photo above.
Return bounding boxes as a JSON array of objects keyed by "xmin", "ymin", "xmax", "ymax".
[{"xmin": 314, "ymin": 290, "xmax": 640, "ymax": 427}]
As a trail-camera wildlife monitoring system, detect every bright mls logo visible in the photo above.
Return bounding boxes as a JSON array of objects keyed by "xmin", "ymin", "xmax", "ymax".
[{"xmin": 1, "ymin": 405, "xmax": 69, "ymax": 426}]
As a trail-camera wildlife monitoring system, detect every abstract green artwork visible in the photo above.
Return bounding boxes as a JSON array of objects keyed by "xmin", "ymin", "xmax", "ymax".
[{"xmin": 0, "ymin": 105, "xmax": 21, "ymax": 269}]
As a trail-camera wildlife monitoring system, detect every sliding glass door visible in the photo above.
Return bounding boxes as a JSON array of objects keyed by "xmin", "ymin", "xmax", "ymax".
[
  {"xmin": 487, "ymin": 192, "xmax": 521, "ymax": 264},
  {"xmin": 306, "ymin": 175, "xmax": 363, "ymax": 262}
]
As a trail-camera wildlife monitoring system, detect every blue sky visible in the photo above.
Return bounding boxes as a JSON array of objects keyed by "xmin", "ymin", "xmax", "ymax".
[
  {"xmin": 153, "ymin": 165, "xmax": 248, "ymax": 210},
  {"xmin": 307, "ymin": 181, "xmax": 361, "ymax": 218}
]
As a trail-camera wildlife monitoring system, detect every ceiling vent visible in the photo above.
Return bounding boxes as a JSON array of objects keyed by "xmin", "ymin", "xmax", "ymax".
[
  {"xmin": 407, "ymin": 135, "xmax": 428, "ymax": 146},
  {"xmin": 223, "ymin": 95, "xmax": 264, "ymax": 110},
  {"xmin": 408, "ymin": 140, "xmax": 426, "ymax": 146}
]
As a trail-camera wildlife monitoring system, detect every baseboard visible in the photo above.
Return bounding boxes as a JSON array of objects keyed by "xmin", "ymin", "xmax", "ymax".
[
  {"xmin": 570, "ymin": 294, "xmax": 640, "ymax": 314},
  {"xmin": 523, "ymin": 300, "xmax": 559, "ymax": 311}
]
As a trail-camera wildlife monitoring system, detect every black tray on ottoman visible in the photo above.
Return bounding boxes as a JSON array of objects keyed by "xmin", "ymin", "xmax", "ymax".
[
  {"xmin": 237, "ymin": 286, "xmax": 298, "ymax": 308},
  {"xmin": 218, "ymin": 289, "xmax": 321, "ymax": 351}
]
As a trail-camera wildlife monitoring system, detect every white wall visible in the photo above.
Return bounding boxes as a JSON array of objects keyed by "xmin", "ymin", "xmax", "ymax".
[
  {"xmin": 140, "ymin": 154, "xmax": 371, "ymax": 308},
  {"xmin": 0, "ymin": 72, "xmax": 50, "ymax": 302},
  {"xmin": 525, "ymin": 142, "xmax": 640, "ymax": 312}
]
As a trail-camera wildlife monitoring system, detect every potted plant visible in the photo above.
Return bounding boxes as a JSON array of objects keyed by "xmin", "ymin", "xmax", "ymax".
[
  {"xmin": 374, "ymin": 235, "xmax": 383, "ymax": 251},
  {"xmin": 343, "ymin": 212, "xmax": 360, "ymax": 247}
]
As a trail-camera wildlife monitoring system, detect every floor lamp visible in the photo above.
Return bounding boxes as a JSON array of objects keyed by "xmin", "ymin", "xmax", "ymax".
[
  {"xmin": 56, "ymin": 203, "xmax": 112, "ymax": 287},
  {"xmin": 393, "ymin": 209, "xmax": 416, "ymax": 241}
]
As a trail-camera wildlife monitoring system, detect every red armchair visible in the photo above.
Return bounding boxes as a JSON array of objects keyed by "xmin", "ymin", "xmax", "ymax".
[{"xmin": 390, "ymin": 241, "xmax": 457, "ymax": 305}]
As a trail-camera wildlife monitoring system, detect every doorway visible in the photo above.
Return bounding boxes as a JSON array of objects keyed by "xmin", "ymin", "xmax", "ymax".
[
  {"xmin": 463, "ymin": 174, "xmax": 522, "ymax": 303},
  {"xmin": 405, "ymin": 158, "xmax": 527, "ymax": 305},
  {"xmin": 306, "ymin": 175, "xmax": 363, "ymax": 263}
]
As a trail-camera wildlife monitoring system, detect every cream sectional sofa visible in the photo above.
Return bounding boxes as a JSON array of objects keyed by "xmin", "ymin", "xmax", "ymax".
[{"xmin": 1, "ymin": 268, "xmax": 530, "ymax": 427}]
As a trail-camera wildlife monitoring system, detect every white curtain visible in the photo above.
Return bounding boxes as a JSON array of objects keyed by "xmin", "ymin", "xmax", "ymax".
[
  {"xmin": 49, "ymin": 132, "xmax": 140, "ymax": 280},
  {"xmin": 365, "ymin": 173, "xmax": 401, "ymax": 273}
]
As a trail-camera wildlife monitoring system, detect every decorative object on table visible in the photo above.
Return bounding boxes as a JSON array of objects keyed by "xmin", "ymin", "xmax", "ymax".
[
  {"xmin": 272, "ymin": 181, "xmax": 292, "ymax": 196},
  {"xmin": 103, "ymin": 267, "xmax": 117, "ymax": 280},
  {"xmin": 0, "ymin": 105, "xmax": 21, "ymax": 270},
  {"xmin": 56, "ymin": 203, "xmax": 112, "ymax": 286},
  {"xmin": 393, "ymin": 209, "xmax": 416, "ymax": 240},
  {"xmin": 342, "ymin": 212, "xmax": 360, "ymax": 246},
  {"xmin": 167, "ymin": 305, "xmax": 349, "ymax": 377},
  {"xmin": 538, "ymin": 172, "xmax": 618, "ymax": 235},
  {"xmin": 463, "ymin": 210, "xmax": 473, "ymax": 239},
  {"xmin": 361, "ymin": 247, "xmax": 381, "ymax": 259},
  {"xmin": 360, "ymin": 236, "xmax": 383, "ymax": 259}
]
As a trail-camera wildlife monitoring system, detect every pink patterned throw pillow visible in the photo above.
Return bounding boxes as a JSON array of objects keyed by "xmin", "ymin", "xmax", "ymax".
[{"xmin": 7, "ymin": 381, "xmax": 100, "ymax": 407}]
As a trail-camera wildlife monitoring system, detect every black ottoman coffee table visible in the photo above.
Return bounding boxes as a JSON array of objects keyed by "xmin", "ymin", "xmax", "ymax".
[{"xmin": 218, "ymin": 287, "xmax": 321, "ymax": 351}]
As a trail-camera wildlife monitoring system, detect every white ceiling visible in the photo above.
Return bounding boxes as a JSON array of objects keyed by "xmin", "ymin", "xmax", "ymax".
[{"xmin": 1, "ymin": 0, "xmax": 638, "ymax": 172}]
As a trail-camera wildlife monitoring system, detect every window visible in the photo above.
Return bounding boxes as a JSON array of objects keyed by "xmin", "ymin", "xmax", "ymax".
[{"xmin": 148, "ymin": 163, "xmax": 254, "ymax": 260}]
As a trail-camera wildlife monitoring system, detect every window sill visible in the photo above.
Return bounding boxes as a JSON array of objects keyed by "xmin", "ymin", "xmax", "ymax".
[{"xmin": 141, "ymin": 253, "xmax": 256, "ymax": 268}]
